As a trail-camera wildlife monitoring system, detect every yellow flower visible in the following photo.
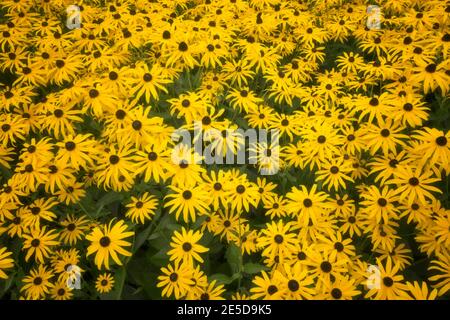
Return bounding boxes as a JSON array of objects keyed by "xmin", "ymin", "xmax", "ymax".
[
  {"xmin": 164, "ymin": 183, "xmax": 210, "ymax": 223},
  {"xmin": 125, "ymin": 192, "xmax": 158, "ymax": 224},
  {"xmin": 96, "ymin": 273, "xmax": 115, "ymax": 294},
  {"xmin": 86, "ymin": 220, "xmax": 134, "ymax": 270},
  {"xmin": 21, "ymin": 265, "xmax": 54, "ymax": 300},
  {"xmin": 157, "ymin": 261, "xmax": 193, "ymax": 299},
  {"xmin": 168, "ymin": 227, "xmax": 209, "ymax": 265},
  {"xmin": 22, "ymin": 227, "xmax": 60, "ymax": 263},
  {"xmin": 0, "ymin": 247, "xmax": 14, "ymax": 279}
]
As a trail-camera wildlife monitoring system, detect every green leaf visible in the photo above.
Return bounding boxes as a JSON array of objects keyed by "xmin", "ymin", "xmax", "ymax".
[
  {"xmin": 0, "ymin": 273, "xmax": 16, "ymax": 299},
  {"xmin": 126, "ymin": 255, "xmax": 162, "ymax": 299},
  {"xmin": 147, "ymin": 231, "xmax": 161, "ymax": 241},
  {"xmin": 147, "ymin": 247, "xmax": 169, "ymax": 267},
  {"xmin": 134, "ymin": 223, "xmax": 154, "ymax": 252},
  {"xmin": 101, "ymin": 267, "xmax": 126, "ymax": 300},
  {"xmin": 209, "ymin": 273, "xmax": 241, "ymax": 285},
  {"xmin": 97, "ymin": 192, "xmax": 124, "ymax": 209},
  {"xmin": 225, "ymin": 243, "xmax": 241, "ymax": 274},
  {"xmin": 243, "ymin": 263, "xmax": 268, "ymax": 275}
]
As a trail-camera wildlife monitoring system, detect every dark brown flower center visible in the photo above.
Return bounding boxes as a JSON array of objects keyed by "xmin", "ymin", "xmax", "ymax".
[
  {"xmin": 236, "ymin": 185, "xmax": 245, "ymax": 194},
  {"xmin": 89, "ymin": 89, "xmax": 99, "ymax": 98},
  {"xmin": 288, "ymin": 280, "xmax": 299, "ymax": 292},
  {"xmin": 425, "ymin": 64, "xmax": 436, "ymax": 73},
  {"xmin": 181, "ymin": 99, "xmax": 190, "ymax": 107},
  {"xmin": 115, "ymin": 109, "xmax": 126, "ymax": 120},
  {"xmin": 109, "ymin": 155, "xmax": 119, "ymax": 164},
  {"xmin": 182, "ymin": 242, "xmax": 192, "ymax": 252},
  {"xmin": 178, "ymin": 42, "xmax": 188, "ymax": 52},
  {"xmin": 109, "ymin": 71, "xmax": 118, "ymax": 80},
  {"xmin": 317, "ymin": 135, "xmax": 326, "ymax": 144},
  {"xmin": 274, "ymin": 234, "xmax": 283, "ymax": 244},
  {"xmin": 436, "ymin": 136, "xmax": 447, "ymax": 146},
  {"xmin": 132, "ymin": 120, "xmax": 142, "ymax": 130},
  {"xmin": 380, "ymin": 129, "xmax": 390, "ymax": 137},
  {"xmin": 303, "ymin": 198, "xmax": 313, "ymax": 207},
  {"xmin": 143, "ymin": 73, "xmax": 152, "ymax": 82},
  {"xmin": 65, "ymin": 141, "xmax": 76, "ymax": 151},
  {"xmin": 267, "ymin": 285, "xmax": 278, "ymax": 295},
  {"xmin": 334, "ymin": 242, "xmax": 344, "ymax": 252},
  {"xmin": 377, "ymin": 198, "xmax": 387, "ymax": 207},
  {"xmin": 100, "ymin": 236, "xmax": 111, "ymax": 247},
  {"xmin": 383, "ymin": 277, "xmax": 394, "ymax": 287},
  {"xmin": 169, "ymin": 272, "xmax": 178, "ymax": 282},
  {"xmin": 148, "ymin": 151, "xmax": 158, "ymax": 161},
  {"xmin": 182, "ymin": 190, "xmax": 192, "ymax": 200},
  {"xmin": 320, "ymin": 261, "xmax": 332, "ymax": 273},
  {"xmin": 403, "ymin": 103, "xmax": 413, "ymax": 111},
  {"xmin": 409, "ymin": 177, "xmax": 419, "ymax": 186},
  {"xmin": 331, "ymin": 288, "xmax": 342, "ymax": 299},
  {"xmin": 56, "ymin": 60, "xmax": 65, "ymax": 68}
]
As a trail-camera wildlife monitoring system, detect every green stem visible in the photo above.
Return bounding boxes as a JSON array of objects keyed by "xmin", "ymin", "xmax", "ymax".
[
  {"xmin": 78, "ymin": 202, "xmax": 91, "ymax": 217},
  {"xmin": 237, "ymin": 208, "xmax": 244, "ymax": 291}
]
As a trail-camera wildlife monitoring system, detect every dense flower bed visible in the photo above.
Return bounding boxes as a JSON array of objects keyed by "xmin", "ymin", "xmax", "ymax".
[{"xmin": 0, "ymin": 0, "xmax": 449, "ymax": 300}]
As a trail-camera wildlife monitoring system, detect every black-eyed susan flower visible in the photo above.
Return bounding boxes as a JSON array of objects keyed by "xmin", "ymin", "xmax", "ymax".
[
  {"xmin": 195, "ymin": 280, "xmax": 225, "ymax": 300},
  {"xmin": 95, "ymin": 143, "xmax": 137, "ymax": 191},
  {"xmin": 185, "ymin": 265, "xmax": 209, "ymax": 300},
  {"xmin": 23, "ymin": 197, "xmax": 58, "ymax": 228},
  {"xmin": 130, "ymin": 62, "xmax": 171, "ymax": 103},
  {"xmin": 403, "ymin": 281, "xmax": 438, "ymax": 300},
  {"xmin": 320, "ymin": 276, "xmax": 361, "ymax": 300},
  {"xmin": 59, "ymin": 214, "xmax": 90, "ymax": 245},
  {"xmin": 125, "ymin": 192, "xmax": 158, "ymax": 224},
  {"xmin": 250, "ymin": 270, "xmax": 285, "ymax": 300},
  {"xmin": 225, "ymin": 177, "xmax": 259, "ymax": 213},
  {"xmin": 388, "ymin": 165, "xmax": 441, "ymax": 205},
  {"xmin": 0, "ymin": 247, "xmax": 13, "ymax": 279},
  {"xmin": 412, "ymin": 127, "xmax": 450, "ymax": 167},
  {"xmin": 22, "ymin": 227, "xmax": 59, "ymax": 263},
  {"xmin": 168, "ymin": 227, "xmax": 209, "ymax": 265},
  {"xmin": 55, "ymin": 134, "xmax": 98, "ymax": 169},
  {"xmin": 278, "ymin": 263, "xmax": 315, "ymax": 300},
  {"xmin": 164, "ymin": 183, "xmax": 210, "ymax": 223},
  {"xmin": 50, "ymin": 281, "xmax": 73, "ymax": 301},
  {"xmin": 86, "ymin": 220, "xmax": 134, "ymax": 270},
  {"xmin": 96, "ymin": 273, "xmax": 115, "ymax": 294},
  {"xmin": 286, "ymin": 184, "xmax": 332, "ymax": 227},
  {"xmin": 214, "ymin": 209, "xmax": 244, "ymax": 242},
  {"xmin": 157, "ymin": 261, "xmax": 193, "ymax": 299},
  {"xmin": 135, "ymin": 143, "xmax": 173, "ymax": 184},
  {"xmin": 258, "ymin": 220, "xmax": 297, "ymax": 263},
  {"xmin": 365, "ymin": 257, "xmax": 409, "ymax": 300},
  {"xmin": 315, "ymin": 158, "xmax": 354, "ymax": 191},
  {"xmin": 20, "ymin": 265, "xmax": 54, "ymax": 300},
  {"xmin": 360, "ymin": 185, "xmax": 400, "ymax": 223},
  {"xmin": 0, "ymin": 0, "xmax": 449, "ymax": 302}
]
